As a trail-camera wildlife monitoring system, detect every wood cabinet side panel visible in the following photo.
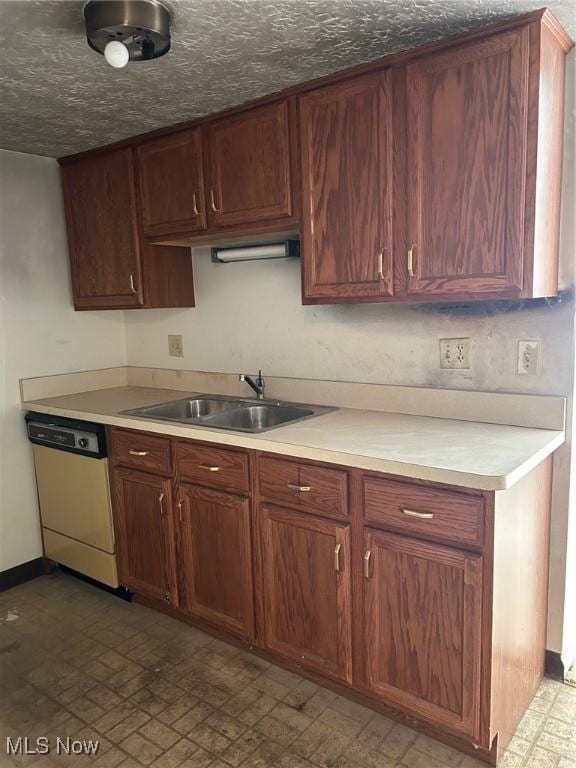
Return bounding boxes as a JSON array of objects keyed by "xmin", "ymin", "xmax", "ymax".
[{"xmin": 490, "ymin": 457, "xmax": 553, "ymax": 756}]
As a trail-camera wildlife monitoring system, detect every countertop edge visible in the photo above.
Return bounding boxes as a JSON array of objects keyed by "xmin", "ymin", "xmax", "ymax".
[{"xmin": 22, "ymin": 400, "xmax": 565, "ymax": 493}]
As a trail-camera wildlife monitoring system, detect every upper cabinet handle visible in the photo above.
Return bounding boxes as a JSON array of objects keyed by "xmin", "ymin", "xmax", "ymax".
[
  {"xmin": 407, "ymin": 245, "xmax": 415, "ymax": 277},
  {"xmin": 192, "ymin": 192, "xmax": 200, "ymax": 216},
  {"xmin": 128, "ymin": 449, "xmax": 149, "ymax": 456},
  {"xmin": 377, "ymin": 251, "xmax": 384, "ymax": 280},
  {"xmin": 129, "ymin": 273, "xmax": 137, "ymax": 293},
  {"xmin": 210, "ymin": 188, "xmax": 221, "ymax": 213},
  {"xmin": 402, "ymin": 508, "xmax": 434, "ymax": 520},
  {"xmin": 363, "ymin": 550, "xmax": 372, "ymax": 579},
  {"xmin": 334, "ymin": 543, "xmax": 342, "ymax": 572},
  {"xmin": 158, "ymin": 492, "xmax": 165, "ymax": 517},
  {"xmin": 177, "ymin": 498, "xmax": 184, "ymax": 523}
]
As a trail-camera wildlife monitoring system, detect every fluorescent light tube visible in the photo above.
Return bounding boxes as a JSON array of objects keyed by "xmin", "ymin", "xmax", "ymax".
[{"xmin": 211, "ymin": 240, "xmax": 300, "ymax": 263}]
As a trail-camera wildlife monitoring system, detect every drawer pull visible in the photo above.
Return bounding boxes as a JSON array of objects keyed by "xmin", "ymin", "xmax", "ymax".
[
  {"xmin": 334, "ymin": 543, "xmax": 342, "ymax": 572},
  {"xmin": 128, "ymin": 449, "xmax": 149, "ymax": 456},
  {"xmin": 158, "ymin": 492, "xmax": 165, "ymax": 517},
  {"xmin": 286, "ymin": 483, "xmax": 311, "ymax": 492},
  {"xmin": 402, "ymin": 508, "xmax": 434, "ymax": 520},
  {"xmin": 199, "ymin": 464, "xmax": 221, "ymax": 472},
  {"xmin": 363, "ymin": 550, "xmax": 372, "ymax": 579}
]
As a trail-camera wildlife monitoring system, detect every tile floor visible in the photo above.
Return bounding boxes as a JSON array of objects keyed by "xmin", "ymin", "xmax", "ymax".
[{"xmin": 0, "ymin": 572, "xmax": 575, "ymax": 768}]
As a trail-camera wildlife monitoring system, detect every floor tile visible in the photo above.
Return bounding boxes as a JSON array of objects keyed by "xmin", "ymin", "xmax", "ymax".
[{"xmin": 2, "ymin": 572, "xmax": 575, "ymax": 768}]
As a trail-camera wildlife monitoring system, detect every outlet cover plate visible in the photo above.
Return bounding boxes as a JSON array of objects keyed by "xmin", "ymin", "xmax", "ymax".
[
  {"xmin": 518, "ymin": 340, "xmax": 541, "ymax": 375},
  {"xmin": 168, "ymin": 334, "xmax": 183, "ymax": 358},
  {"xmin": 439, "ymin": 338, "xmax": 471, "ymax": 370}
]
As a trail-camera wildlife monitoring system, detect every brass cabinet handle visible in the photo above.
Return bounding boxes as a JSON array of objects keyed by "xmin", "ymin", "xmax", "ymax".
[
  {"xmin": 286, "ymin": 483, "xmax": 311, "ymax": 492},
  {"xmin": 199, "ymin": 464, "xmax": 221, "ymax": 472},
  {"xmin": 158, "ymin": 492, "xmax": 165, "ymax": 517},
  {"xmin": 363, "ymin": 550, "xmax": 372, "ymax": 579},
  {"xmin": 177, "ymin": 498, "xmax": 184, "ymax": 523},
  {"xmin": 192, "ymin": 191, "xmax": 200, "ymax": 215},
  {"xmin": 377, "ymin": 251, "xmax": 384, "ymax": 280},
  {"xmin": 210, "ymin": 188, "xmax": 221, "ymax": 213},
  {"xmin": 128, "ymin": 449, "xmax": 149, "ymax": 456},
  {"xmin": 334, "ymin": 543, "xmax": 342, "ymax": 572},
  {"xmin": 407, "ymin": 244, "xmax": 415, "ymax": 277},
  {"xmin": 402, "ymin": 508, "xmax": 434, "ymax": 520},
  {"xmin": 129, "ymin": 273, "xmax": 137, "ymax": 293}
]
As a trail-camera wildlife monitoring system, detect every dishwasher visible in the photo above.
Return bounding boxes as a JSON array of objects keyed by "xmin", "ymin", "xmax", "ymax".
[{"xmin": 25, "ymin": 411, "xmax": 119, "ymax": 588}]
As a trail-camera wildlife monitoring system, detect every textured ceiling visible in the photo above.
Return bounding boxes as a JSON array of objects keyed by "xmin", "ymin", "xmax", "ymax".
[{"xmin": 0, "ymin": 0, "xmax": 574, "ymax": 158}]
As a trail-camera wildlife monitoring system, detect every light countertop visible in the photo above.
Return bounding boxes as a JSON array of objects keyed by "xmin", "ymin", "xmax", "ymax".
[{"xmin": 23, "ymin": 386, "xmax": 565, "ymax": 491}]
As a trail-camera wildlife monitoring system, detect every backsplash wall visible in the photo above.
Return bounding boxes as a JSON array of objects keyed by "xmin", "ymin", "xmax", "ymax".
[{"xmin": 124, "ymin": 250, "xmax": 575, "ymax": 397}]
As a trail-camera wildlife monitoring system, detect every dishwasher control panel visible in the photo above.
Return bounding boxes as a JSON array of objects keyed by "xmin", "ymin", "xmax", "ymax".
[{"xmin": 25, "ymin": 413, "xmax": 107, "ymax": 458}]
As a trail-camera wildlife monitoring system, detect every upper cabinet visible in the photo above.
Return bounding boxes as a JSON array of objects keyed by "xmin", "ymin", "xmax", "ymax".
[
  {"xmin": 60, "ymin": 10, "xmax": 572, "ymax": 310},
  {"xmin": 137, "ymin": 128, "xmax": 206, "ymax": 238},
  {"xmin": 300, "ymin": 72, "xmax": 395, "ymax": 301},
  {"xmin": 405, "ymin": 28, "xmax": 529, "ymax": 297},
  {"xmin": 205, "ymin": 101, "xmax": 294, "ymax": 229},
  {"xmin": 61, "ymin": 147, "xmax": 195, "ymax": 310},
  {"xmin": 61, "ymin": 148, "xmax": 144, "ymax": 309},
  {"xmin": 300, "ymin": 14, "xmax": 572, "ymax": 303}
]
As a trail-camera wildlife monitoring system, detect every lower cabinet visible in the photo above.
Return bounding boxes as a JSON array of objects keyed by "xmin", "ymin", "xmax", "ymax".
[
  {"xmin": 260, "ymin": 505, "xmax": 353, "ymax": 683},
  {"xmin": 108, "ymin": 427, "xmax": 549, "ymax": 763},
  {"xmin": 111, "ymin": 468, "xmax": 175, "ymax": 603},
  {"xmin": 362, "ymin": 529, "xmax": 483, "ymax": 739},
  {"xmin": 176, "ymin": 482, "xmax": 255, "ymax": 640}
]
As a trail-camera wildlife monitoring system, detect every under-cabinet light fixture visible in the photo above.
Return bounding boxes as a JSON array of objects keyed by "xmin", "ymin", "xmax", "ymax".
[{"xmin": 211, "ymin": 240, "xmax": 300, "ymax": 263}]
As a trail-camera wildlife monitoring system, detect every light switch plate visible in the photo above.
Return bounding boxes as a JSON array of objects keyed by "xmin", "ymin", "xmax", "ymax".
[
  {"xmin": 168, "ymin": 334, "xmax": 183, "ymax": 357},
  {"xmin": 517, "ymin": 340, "xmax": 541, "ymax": 375},
  {"xmin": 439, "ymin": 338, "xmax": 471, "ymax": 370}
]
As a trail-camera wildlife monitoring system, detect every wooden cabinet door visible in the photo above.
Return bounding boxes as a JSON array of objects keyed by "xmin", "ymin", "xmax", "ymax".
[
  {"xmin": 205, "ymin": 101, "xmax": 292, "ymax": 227},
  {"xmin": 61, "ymin": 148, "xmax": 144, "ymax": 308},
  {"xmin": 137, "ymin": 129, "xmax": 206, "ymax": 238},
  {"xmin": 261, "ymin": 505, "xmax": 352, "ymax": 683},
  {"xmin": 363, "ymin": 529, "xmax": 483, "ymax": 739},
  {"xmin": 177, "ymin": 483, "xmax": 254, "ymax": 639},
  {"xmin": 406, "ymin": 27, "xmax": 530, "ymax": 296},
  {"xmin": 299, "ymin": 72, "xmax": 394, "ymax": 301},
  {"xmin": 112, "ymin": 468, "xmax": 175, "ymax": 602}
]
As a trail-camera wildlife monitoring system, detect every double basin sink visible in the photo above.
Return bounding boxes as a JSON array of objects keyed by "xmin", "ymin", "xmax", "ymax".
[{"xmin": 122, "ymin": 395, "xmax": 334, "ymax": 433}]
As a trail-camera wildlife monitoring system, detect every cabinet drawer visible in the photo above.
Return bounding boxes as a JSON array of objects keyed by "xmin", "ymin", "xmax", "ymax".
[
  {"xmin": 259, "ymin": 456, "xmax": 348, "ymax": 519},
  {"xmin": 363, "ymin": 476, "xmax": 483, "ymax": 548},
  {"xmin": 177, "ymin": 442, "xmax": 249, "ymax": 493},
  {"xmin": 110, "ymin": 428, "xmax": 172, "ymax": 475}
]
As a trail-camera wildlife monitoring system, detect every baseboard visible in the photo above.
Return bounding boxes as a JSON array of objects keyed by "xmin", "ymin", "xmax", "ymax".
[
  {"xmin": 545, "ymin": 649, "xmax": 565, "ymax": 681},
  {"xmin": 0, "ymin": 557, "xmax": 45, "ymax": 592}
]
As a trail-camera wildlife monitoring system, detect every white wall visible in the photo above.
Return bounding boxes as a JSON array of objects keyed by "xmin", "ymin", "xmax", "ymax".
[
  {"xmin": 124, "ymin": 252, "xmax": 574, "ymax": 396},
  {"xmin": 0, "ymin": 150, "xmax": 127, "ymax": 572}
]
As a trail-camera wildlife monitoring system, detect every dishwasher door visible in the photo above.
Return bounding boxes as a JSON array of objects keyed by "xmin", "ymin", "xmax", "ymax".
[
  {"xmin": 33, "ymin": 444, "xmax": 114, "ymax": 552},
  {"xmin": 33, "ymin": 444, "xmax": 118, "ymax": 586}
]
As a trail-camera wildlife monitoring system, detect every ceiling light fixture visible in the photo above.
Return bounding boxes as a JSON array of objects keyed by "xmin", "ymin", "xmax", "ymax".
[{"xmin": 84, "ymin": 0, "xmax": 171, "ymax": 69}]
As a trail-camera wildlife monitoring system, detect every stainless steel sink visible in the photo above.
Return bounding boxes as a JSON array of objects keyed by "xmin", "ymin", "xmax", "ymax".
[
  {"xmin": 122, "ymin": 395, "xmax": 333, "ymax": 433},
  {"xmin": 126, "ymin": 397, "xmax": 240, "ymax": 421},
  {"xmin": 203, "ymin": 404, "xmax": 315, "ymax": 432}
]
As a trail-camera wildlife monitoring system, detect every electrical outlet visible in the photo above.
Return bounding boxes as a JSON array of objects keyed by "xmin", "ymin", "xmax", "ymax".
[
  {"xmin": 517, "ymin": 340, "xmax": 541, "ymax": 375},
  {"xmin": 439, "ymin": 338, "xmax": 471, "ymax": 370},
  {"xmin": 168, "ymin": 334, "xmax": 183, "ymax": 357}
]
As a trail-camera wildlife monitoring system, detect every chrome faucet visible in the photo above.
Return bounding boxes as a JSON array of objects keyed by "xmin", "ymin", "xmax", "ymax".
[{"xmin": 239, "ymin": 370, "xmax": 265, "ymax": 400}]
